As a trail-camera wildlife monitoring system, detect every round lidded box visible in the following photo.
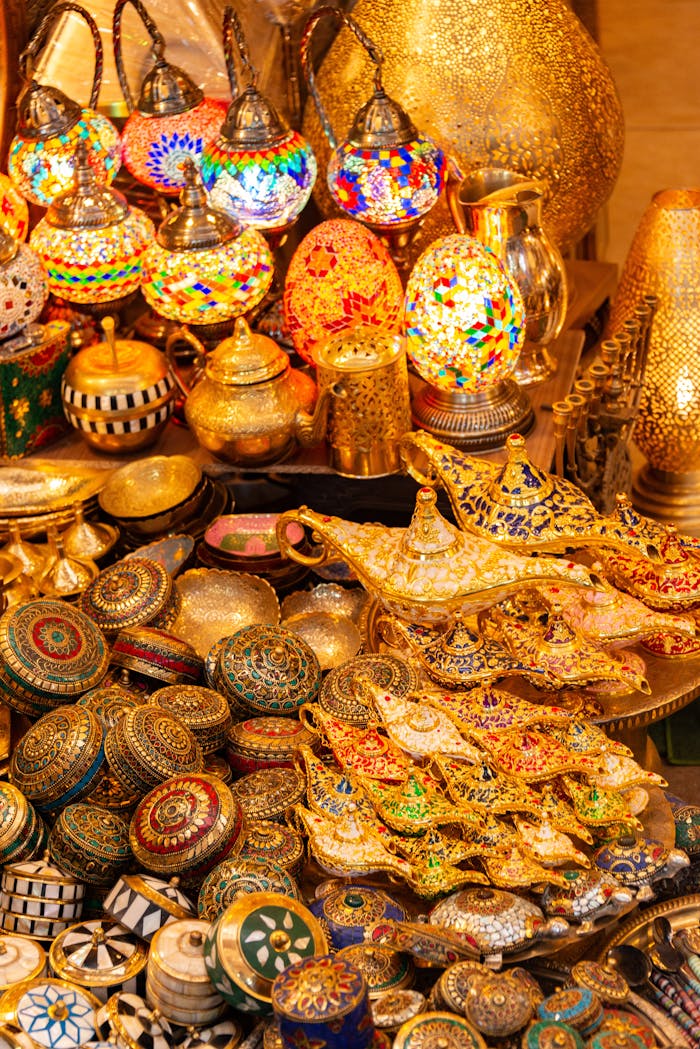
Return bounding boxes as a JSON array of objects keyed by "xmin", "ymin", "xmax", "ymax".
[
  {"xmin": 49, "ymin": 804, "xmax": 132, "ymax": 888},
  {"xmin": 272, "ymin": 954, "xmax": 373, "ymax": 1049},
  {"xmin": 105, "ymin": 705, "xmax": 203, "ymax": 797},
  {"xmin": 225, "ymin": 716, "xmax": 318, "ymax": 774},
  {"xmin": 10, "ymin": 706, "xmax": 105, "ymax": 815},
  {"xmin": 204, "ymin": 891, "xmax": 328, "ymax": 1014},
  {"xmin": 147, "ymin": 919, "xmax": 226, "ymax": 1027},
  {"xmin": 0, "ymin": 599, "xmax": 109, "ymax": 702},
  {"xmin": 79, "ymin": 558, "xmax": 178, "ymax": 637},
  {"xmin": 150, "ymin": 685, "xmax": 232, "ymax": 754},
  {"xmin": 392, "ymin": 1012, "xmax": 487, "ymax": 1049},
  {"xmin": 103, "ymin": 873, "xmax": 195, "ymax": 943},
  {"xmin": 0, "ymin": 783, "xmax": 45, "ymax": 867},
  {"xmin": 320, "ymin": 654, "xmax": 418, "ymax": 727},
  {"xmin": 49, "ymin": 920, "xmax": 148, "ymax": 1002},
  {"xmin": 240, "ymin": 821, "xmax": 305, "ymax": 880},
  {"xmin": 198, "ymin": 857, "xmax": 301, "ymax": 922},
  {"xmin": 76, "ymin": 686, "xmax": 143, "ymax": 730},
  {"xmin": 2, "ymin": 977, "xmax": 102, "ymax": 1046},
  {"xmin": 100, "ymin": 991, "xmax": 174, "ymax": 1049},
  {"xmin": 217, "ymin": 625, "xmax": 321, "ymax": 716},
  {"xmin": 231, "ymin": 767, "xmax": 306, "ymax": 824},
  {"xmin": 0, "ymin": 933, "xmax": 47, "ymax": 990},
  {"xmin": 111, "ymin": 626, "xmax": 203, "ymax": 685},
  {"xmin": 309, "ymin": 886, "xmax": 407, "ymax": 951},
  {"xmin": 130, "ymin": 773, "xmax": 244, "ymax": 887}
]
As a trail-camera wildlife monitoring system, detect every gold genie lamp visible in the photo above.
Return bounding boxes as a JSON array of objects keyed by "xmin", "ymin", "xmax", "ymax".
[
  {"xmin": 166, "ymin": 318, "xmax": 328, "ymax": 466},
  {"xmin": 276, "ymin": 486, "xmax": 598, "ymax": 626}
]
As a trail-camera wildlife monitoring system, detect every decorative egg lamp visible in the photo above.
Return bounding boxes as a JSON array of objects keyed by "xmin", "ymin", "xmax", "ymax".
[
  {"xmin": 405, "ymin": 232, "xmax": 531, "ymax": 450},
  {"xmin": 141, "ymin": 159, "xmax": 274, "ymax": 336},
  {"xmin": 283, "ymin": 218, "xmax": 404, "ymax": 366},
  {"xmin": 0, "ymin": 175, "xmax": 29, "ymax": 243},
  {"xmin": 30, "ymin": 143, "xmax": 154, "ymax": 314},
  {"xmin": 301, "ymin": 6, "xmax": 445, "ymax": 267},
  {"xmin": 200, "ymin": 7, "xmax": 316, "ymax": 237},
  {"xmin": 0, "ymin": 227, "xmax": 49, "ymax": 342},
  {"xmin": 113, "ymin": 0, "xmax": 228, "ymax": 197},
  {"xmin": 7, "ymin": 2, "xmax": 121, "ymax": 208}
]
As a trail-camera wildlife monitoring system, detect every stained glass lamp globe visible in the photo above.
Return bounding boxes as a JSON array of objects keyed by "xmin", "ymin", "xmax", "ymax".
[
  {"xmin": 8, "ymin": 3, "xmax": 121, "ymax": 208},
  {"xmin": 141, "ymin": 160, "xmax": 274, "ymax": 336},
  {"xmin": 405, "ymin": 233, "xmax": 532, "ymax": 450},
  {"xmin": 0, "ymin": 227, "xmax": 49, "ymax": 342},
  {"xmin": 113, "ymin": 0, "xmax": 227, "ymax": 197},
  {"xmin": 200, "ymin": 7, "xmax": 316, "ymax": 235},
  {"xmin": 30, "ymin": 146, "xmax": 153, "ymax": 313},
  {"xmin": 301, "ymin": 7, "xmax": 445, "ymax": 267},
  {"xmin": 283, "ymin": 218, "xmax": 404, "ymax": 367},
  {"xmin": 0, "ymin": 176, "xmax": 29, "ymax": 243}
]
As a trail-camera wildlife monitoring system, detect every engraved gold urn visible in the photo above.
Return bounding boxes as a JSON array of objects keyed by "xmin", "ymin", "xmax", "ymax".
[
  {"xmin": 302, "ymin": 0, "xmax": 624, "ymax": 254},
  {"xmin": 609, "ymin": 190, "xmax": 700, "ymax": 532}
]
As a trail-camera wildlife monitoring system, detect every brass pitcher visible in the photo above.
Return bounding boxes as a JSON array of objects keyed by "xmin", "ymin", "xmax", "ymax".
[{"xmin": 448, "ymin": 168, "xmax": 568, "ymax": 386}]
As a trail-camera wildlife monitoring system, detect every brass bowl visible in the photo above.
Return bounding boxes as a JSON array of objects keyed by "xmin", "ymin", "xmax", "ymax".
[
  {"xmin": 281, "ymin": 611, "xmax": 362, "ymax": 672},
  {"xmin": 98, "ymin": 455, "xmax": 202, "ymax": 521},
  {"xmin": 281, "ymin": 584, "xmax": 369, "ymax": 624},
  {"xmin": 171, "ymin": 569, "xmax": 281, "ymax": 658}
]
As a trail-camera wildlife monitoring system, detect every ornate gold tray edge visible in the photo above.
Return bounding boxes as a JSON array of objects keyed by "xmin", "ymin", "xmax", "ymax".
[{"xmin": 596, "ymin": 892, "xmax": 700, "ymax": 959}]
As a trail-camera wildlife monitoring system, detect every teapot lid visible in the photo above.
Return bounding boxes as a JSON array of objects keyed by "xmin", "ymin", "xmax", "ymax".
[{"xmin": 206, "ymin": 317, "xmax": 289, "ymax": 385}]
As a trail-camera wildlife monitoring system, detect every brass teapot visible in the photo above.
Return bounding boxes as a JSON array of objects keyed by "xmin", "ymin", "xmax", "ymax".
[{"xmin": 166, "ymin": 319, "xmax": 329, "ymax": 466}]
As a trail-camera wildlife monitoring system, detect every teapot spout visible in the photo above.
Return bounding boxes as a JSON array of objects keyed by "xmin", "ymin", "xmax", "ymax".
[{"xmin": 295, "ymin": 385, "xmax": 331, "ymax": 448}]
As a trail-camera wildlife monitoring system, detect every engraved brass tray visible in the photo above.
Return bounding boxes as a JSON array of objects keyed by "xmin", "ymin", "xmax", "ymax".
[
  {"xmin": 597, "ymin": 892, "xmax": 700, "ymax": 958},
  {"xmin": 0, "ymin": 461, "xmax": 111, "ymax": 517}
]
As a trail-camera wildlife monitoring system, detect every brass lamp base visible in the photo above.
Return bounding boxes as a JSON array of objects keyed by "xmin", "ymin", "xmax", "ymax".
[
  {"xmin": 632, "ymin": 465, "xmax": 700, "ymax": 536},
  {"xmin": 512, "ymin": 343, "xmax": 557, "ymax": 387},
  {"xmin": 411, "ymin": 379, "xmax": 534, "ymax": 451}
]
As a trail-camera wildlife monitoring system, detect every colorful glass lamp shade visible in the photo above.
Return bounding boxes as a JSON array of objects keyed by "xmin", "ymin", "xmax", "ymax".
[
  {"xmin": 30, "ymin": 144, "xmax": 153, "ymax": 313},
  {"xmin": 7, "ymin": 1, "xmax": 121, "ymax": 208},
  {"xmin": 405, "ymin": 232, "xmax": 532, "ymax": 450},
  {"xmin": 301, "ymin": 6, "xmax": 445, "ymax": 264},
  {"xmin": 141, "ymin": 160, "xmax": 274, "ymax": 333},
  {"xmin": 283, "ymin": 218, "xmax": 404, "ymax": 366},
  {"xmin": 200, "ymin": 7, "xmax": 316, "ymax": 234},
  {"xmin": 0, "ymin": 227, "xmax": 49, "ymax": 341},
  {"xmin": 0, "ymin": 175, "xmax": 29, "ymax": 243},
  {"xmin": 113, "ymin": 0, "xmax": 228, "ymax": 197}
]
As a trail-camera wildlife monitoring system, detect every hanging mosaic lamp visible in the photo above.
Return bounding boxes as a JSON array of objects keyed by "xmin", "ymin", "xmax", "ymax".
[
  {"xmin": 200, "ymin": 6, "xmax": 316, "ymax": 234},
  {"xmin": 8, "ymin": 1, "xmax": 121, "ymax": 208},
  {"xmin": 113, "ymin": 0, "xmax": 228, "ymax": 196},
  {"xmin": 0, "ymin": 225, "xmax": 49, "ymax": 342}
]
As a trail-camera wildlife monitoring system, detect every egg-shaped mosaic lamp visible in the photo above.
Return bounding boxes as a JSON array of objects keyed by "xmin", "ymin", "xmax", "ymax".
[{"xmin": 405, "ymin": 232, "xmax": 531, "ymax": 450}]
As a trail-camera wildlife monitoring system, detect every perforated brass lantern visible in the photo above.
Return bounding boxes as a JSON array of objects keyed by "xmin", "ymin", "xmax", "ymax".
[
  {"xmin": 610, "ymin": 189, "xmax": 700, "ymax": 532},
  {"xmin": 301, "ymin": 0, "xmax": 624, "ymax": 255},
  {"xmin": 8, "ymin": 2, "xmax": 121, "ymax": 208}
]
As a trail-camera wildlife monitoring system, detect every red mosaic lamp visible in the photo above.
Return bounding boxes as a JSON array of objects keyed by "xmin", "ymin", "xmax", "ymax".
[
  {"xmin": 30, "ymin": 143, "xmax": 153, "ymax": 314},
  {"xmin": 8, "ymin": 1, "xmax": 121, "ymax": 208},
  {"xmin": 113, "ymin": 0, "xmax": 228, "ymax": 197},
  {"xmin": 301, "ymin": 5, "xmax": 446, "ymax": 268}
]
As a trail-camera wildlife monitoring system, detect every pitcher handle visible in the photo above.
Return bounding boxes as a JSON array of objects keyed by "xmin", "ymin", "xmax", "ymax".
[{"xmin": 164, "ymin": 327, "xmax": 207, "ymax": 399}]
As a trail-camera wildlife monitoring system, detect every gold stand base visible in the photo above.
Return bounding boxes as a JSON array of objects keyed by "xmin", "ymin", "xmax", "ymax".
[
  {"xmin": 632, "ymin": 464, "xmax": 700, "ymax": 536},
  {"xmin": 411, "ymin": 379, "xmax": 534, "ymax": 451}
]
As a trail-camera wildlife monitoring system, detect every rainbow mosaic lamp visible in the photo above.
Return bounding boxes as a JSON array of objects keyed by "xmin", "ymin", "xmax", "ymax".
[
  {"xmin": 113, "ymin": 0, "xmax": 227, "ymax": 197},
  {"xmin": 141, "ymin": 159, "xmax": 274, "ymax": 336},
  {"xmin": 200, "ymin": 7, "xmax": 317, "ymax": 237},
  {"xmin": 30, "ymin": 143, "xmax": 153, "ymax": 314},
  {"xmin": 7, "ymin": 2, "xmax": 121, "ymax": 208},
  {"xmin": 301, "ymin": 5, "xmax": 446, "ymax": 266},
  {"xmin": 405, "ymin": 232, "xmax": 532, "ymax": 450}
]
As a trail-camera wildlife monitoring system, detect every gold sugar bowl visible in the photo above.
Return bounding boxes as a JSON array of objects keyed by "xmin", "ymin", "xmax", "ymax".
[{"xmin": 62, "ymin": 317, "xmax": 176, "ymax": 453}]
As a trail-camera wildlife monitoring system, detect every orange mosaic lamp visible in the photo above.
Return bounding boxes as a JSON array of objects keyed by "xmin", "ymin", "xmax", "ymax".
[
  {"xmin": 141, "ymin": 160, "xmax": 274, "ymax": 333},
  {"xmin": 30, "ymin": 144, "xmax": 153, "ymax": 312},
  {"xmin": 8, "ymin": 2, "xmax": 121, "ymax": 208},
  {"xmin": 113, "ymin": 0, "xmax": 227, "ymax": 196}
]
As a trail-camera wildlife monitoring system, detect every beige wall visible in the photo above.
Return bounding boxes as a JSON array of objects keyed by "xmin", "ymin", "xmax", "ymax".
[{"xmin": 597, "ymin": 0, "xmax": 700, "ymax": 268}]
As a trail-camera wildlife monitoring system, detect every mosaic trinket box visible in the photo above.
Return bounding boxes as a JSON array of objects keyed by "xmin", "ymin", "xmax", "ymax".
[
  {"xmin": 225, "ymin": 716, "xmax": 318, "ymax": 774},
  {"xmin": 0, "ymin": 784, "xmax": 47, "ymax": 866},
  {"xmin": 99, "ymin": 991, "xmax": 173, "ymax": 1049},
  {"xmin": 130, "ymin": 773, "xmax": 244, "ymax": 886},
  {"xmin": 239, "ymin": 821, "xmax": 305, "ymax": 880},
  {"xmin": 392, "ymin": 1011, "xmax": 487, "ymax": 1049},
  {"xmin": 147, "ymin": 919, "xmax": 226, "ymax": 1027},
  {"xmin": 465, "ymin": 971, "xmax": 533, "ymax": 1038},
  {"xmin": 593, "ymin": 835, "xmax": 690, "ymax": 899},
  {"xmin": 522, "ymin": 1020, "xmax": 585, "ymax": 1049},
  {"xmin": 335, "ymin": 944, "xmax": 414, "ymax": 1000},
  {"xmin": 231, "ymin": 767, "xmax": 306, "ymax": 823},
  {"xmin": 537, "ymin": 986, "xmax": 604, "ymax": 1037},
  {"xmin": 10, "ymin": 706, "xmax": 105, "ymax": 815},
  {"xmin": 319, "ymin": 654, "xmax": 418, "ymax": 727},
  {"xmin": 0, "ymin": 933, "xmax": 46, "ymax": 990},
  {"xmin": 76, "ymin": 687, "xmax": 143, "ymax": 731},
  {"xmin": 150, "ymin": 684, "xmax": 231, "ymax": 754},
  {"xmin": 432, "ymin": 960, "xmax": 489, "ymax": 1013},
  {"xmin": 102, "ymin": 873, "xmax": 195, "ymax": 943},
  {"xmin": 217, "ymin": 624, "xmax": 321, "ymax": 715},
  {"xmin": 49, "ymin": 920, "xmax": 148, "ymax": 1003},
  {"xmin": 198, "ymin": 857, "xmax": 301, "ymax": 921},
  {"xmin": 203, "ymin": 891, "xmax": 328, "ymax": 1014},
  {"xmin": 429, "ymin": 888, "xmax": 570, "ymax": 959},
  {"xmin": 48, "ymin": 804, "xmax": 132, "ymax": 888},
  {"xmin": 539, "ymin": 870, "xmax": 635, "ymax": 931},
  {"xmin": 271, "ymin": 954, "xmax": 374, "ymax": 1049},
  {"xmin": 110, "ymin": 626, "xmax": 203, "ymax": 685},
  {"xmin": 2, "ymin": 978, "xmax": 101, "ymax": 1048},
  {"xmin": 79, "ymin": 558, "xmax": 178, "ymax": 636},
  {"xmin": 105, "ymin": 705, "xmax": 204, "ymax": 796},
  {"xmin": 309, "ymin": 886, "xmax": 407, "ymax": 950}
]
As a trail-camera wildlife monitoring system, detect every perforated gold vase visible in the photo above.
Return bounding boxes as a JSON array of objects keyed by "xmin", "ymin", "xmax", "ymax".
[{"xmin": 610, "ymin": 189, "xmax": 700, "ymax": 531}]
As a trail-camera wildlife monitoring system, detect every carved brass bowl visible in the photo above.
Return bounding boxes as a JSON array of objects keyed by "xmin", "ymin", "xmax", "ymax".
[
  {"xmin": 98, "ymin": 456, "xmax": 203, "ymax": 522},
  {"xmin": 171, "ymin": 569, "xmax": 280, "ymax": 658}
]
